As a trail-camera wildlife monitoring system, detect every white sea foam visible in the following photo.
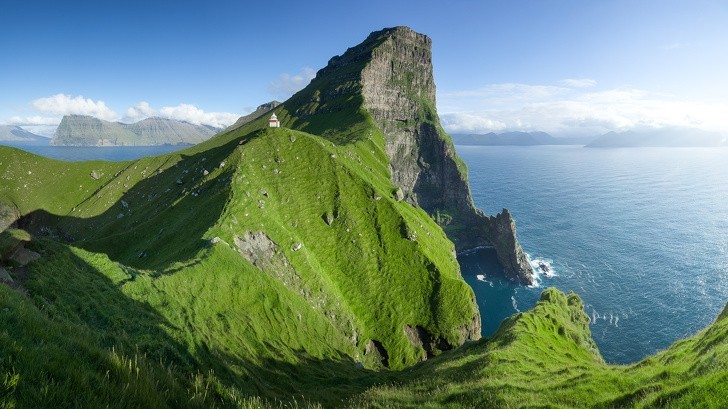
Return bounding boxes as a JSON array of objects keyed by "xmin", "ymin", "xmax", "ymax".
[
  {"xmin": 528, "ymin": 254, "xmax": 557, "ymax": 279},
  {"xmin": 511, "ymin": 296, "xmax": 520, "ymax": 312}
]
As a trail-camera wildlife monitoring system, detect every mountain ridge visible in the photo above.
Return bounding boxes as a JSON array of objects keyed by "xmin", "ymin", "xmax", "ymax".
[
  {"xmin": 276, "ymin": 26, "xmax": 534, "ymax": 284},
  {"xmin": 0, "ymin": 125, "xmax": 47, "ymax": 144},
  {"xmin": 587, "ymin": 127, "xmax": 727, "ymax": 148},
  {"xmin": 1, "ymin": 26, "xmax": 726, "ymax": 408},
  {"xmin": 50, "ymin": 114, "xmax": 221, "ymax": 146}
]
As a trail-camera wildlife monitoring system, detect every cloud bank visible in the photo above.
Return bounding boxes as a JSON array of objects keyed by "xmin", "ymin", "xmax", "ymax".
[
  {"xmin": 6, "ymin": 94, "xmax": 239, "ymax": 129},
  {"xmin": 439, "ymin": 79, "xmax": 728, "ymax": 136},
  {"xmin": 124, "ymin": 102, "xmax": 238, "ymax": 128}
]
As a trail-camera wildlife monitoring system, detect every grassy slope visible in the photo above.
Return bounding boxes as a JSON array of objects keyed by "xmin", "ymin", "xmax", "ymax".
[
  {"xmin": 0, "ymin": 106, "xmax": 478, "ymax": 406},
  {"xmin": 351, "ymin": 288, "xmax": 728, "ymax": 408},
  {"xmin": 1, "ymin": 122, "xmax": 728, "ymax": 407}
]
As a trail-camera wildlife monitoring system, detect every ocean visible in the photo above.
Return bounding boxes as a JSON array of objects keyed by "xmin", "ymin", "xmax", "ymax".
[
  {"xmin": 0, "ymin": 142, "xmax": 187, "ymax": 162},
  {"xmin": 457, "ymin": 145, "xmax": 728, "ymax": 364}
]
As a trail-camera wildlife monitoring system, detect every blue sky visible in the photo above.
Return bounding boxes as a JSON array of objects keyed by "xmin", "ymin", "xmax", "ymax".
[{"xmin": 2, "ymin": 0, "xmax": 727, "ymax": 136}]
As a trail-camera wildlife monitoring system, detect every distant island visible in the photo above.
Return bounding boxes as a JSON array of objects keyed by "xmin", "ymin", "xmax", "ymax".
[
  {"xmin": 586, "ymin": 128, "xmax": 727, "ymax": 148},
  {"xmin": 0, "ymin": 125, "xmax": 47, "ymax": 145},
  {"xmin": 451, "ymin": 131, "xmax": 596, "ymax": 146},
  {"xmin": 50, "ymin": 115, "xmax": 222, "ymax": 147}
]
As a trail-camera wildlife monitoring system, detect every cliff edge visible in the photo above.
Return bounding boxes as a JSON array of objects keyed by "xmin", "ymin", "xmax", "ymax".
[{"xmin": 289, "ymin": 27, "xmax": 534, "ymax": 283}]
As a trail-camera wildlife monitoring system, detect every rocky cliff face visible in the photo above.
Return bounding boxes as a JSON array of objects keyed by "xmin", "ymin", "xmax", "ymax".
[
  {"xmin": 51, "ymin": 115, "xmax": 220, "ymax": 146},
  {"xmin": 317, "ymin": 27, "xmax": 534, "ymax": 284}
]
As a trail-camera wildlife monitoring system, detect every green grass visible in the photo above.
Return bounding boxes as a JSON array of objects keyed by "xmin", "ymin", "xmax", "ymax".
[
  {"xmin": 2, "ymin": 126, "xmax": 728, "ymax": 407},
  {"xmin": 0, "ymin": 113, "xmax": 480, "ymax": 406},
  {"xmin": 1, "ymin": 27, "xmax": 727, "ymax": 407}
]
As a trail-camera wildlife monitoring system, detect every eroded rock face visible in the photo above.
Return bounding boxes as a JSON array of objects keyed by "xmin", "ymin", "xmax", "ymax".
[
  {"xmin": 354, "ymin": 27, "xmax": 534, "ymax": 284},
  {"xmin": 403, "ymin": 324, "xmax": 451, "ymax": 360},
  {"xmin": 484, "ymin": 209, "xmax": 533, "ymax": 285},
  {"xmin": 364, "ymin": 339, "xmax": 389, "ymax": 367},
  {"xmin": 0, "ymin": 201, "xmax": 19, "ymax": 233}
]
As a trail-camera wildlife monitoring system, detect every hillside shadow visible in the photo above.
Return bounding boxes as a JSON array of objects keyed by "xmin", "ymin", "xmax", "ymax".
[
  {"xmin": 17, "ymin": 136, "xmax": 251, "ymax": 270},
  {"xmin": 20, "ymin": 238, "xmax": 386, "ymax": 406}
]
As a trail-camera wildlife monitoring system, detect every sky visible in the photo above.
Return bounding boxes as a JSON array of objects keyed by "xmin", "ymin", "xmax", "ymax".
[{"xmin": 2, "ymin": 0, "xmax": 727, "ymax": 137}]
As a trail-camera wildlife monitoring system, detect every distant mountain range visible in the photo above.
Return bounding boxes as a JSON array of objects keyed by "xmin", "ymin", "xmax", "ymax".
[
  {"xmin": 50, "ymin": 115, "xmax": 222, "ymax": 147},
  {"xmin": 0, "ymin": 125, "xmax": 47, "ymax": 144},
  {"xmin": 586, "ymin": 128, "xmax": 727, "ymax": 148},
  {"xmin": 450, "ymin": 131, "xmax": 596, "ymax": 146}
]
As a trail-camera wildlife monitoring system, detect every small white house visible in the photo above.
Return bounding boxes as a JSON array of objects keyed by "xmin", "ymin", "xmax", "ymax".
[{"xmin": 268, "ymin": 113, "xmax": 280, "ymax": 128}]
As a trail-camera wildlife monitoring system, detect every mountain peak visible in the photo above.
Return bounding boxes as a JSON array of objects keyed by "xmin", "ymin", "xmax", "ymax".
[{"xmin": 281, "ymin": 27, "xmax": 534, "ymax": 283}]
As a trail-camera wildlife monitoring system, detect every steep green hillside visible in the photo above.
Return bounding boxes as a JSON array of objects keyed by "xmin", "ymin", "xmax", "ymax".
[
  {"xmin": 1, "ymin": 26, "xmax": 727, "ymax": 409},
  {"xmin": 0, "ymin": 105, "xmax": 480, "ymax": 406},
  {"xmin": 352, "ymin": 288, "xmax": 728, "ymax": 408}
]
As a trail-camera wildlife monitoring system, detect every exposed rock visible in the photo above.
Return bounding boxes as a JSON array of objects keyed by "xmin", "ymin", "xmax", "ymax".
[
  {"xmin": 234, "ymin": 231, "xmax": 282, "ymax": 271},
  {"xmin": 0, "ymin": 201, "xmax": 20, "ymax": 233},
  {"xmin": 484, "ymin": 209, "xmax": 533, "ymax": 285},
  {"xmin": 90, "ymin": 170, "xmax": 101, "ymax": 180},
  {"xmin": 403, "ymin": 324, "xmax": 452, "ymax": 360},
  {"xmin": 458, "ymin": 295, "xmax": 483, "ymax": 341},
  {"xmin": 0, "ymin": 267, "xmax": 13, "ymax": 283},
  {"xmin": 311, "ymin": 26, "xmax": 534, "ymax": 285},
  {"xmin": 8, "ymin": 247, "xmax": 40, "ymax": 267},
  {"xmin": 364, "ymin": 339, "xmax": 389, "ymax": 367},
  {"xmin": 323, "ymin": 212, "xmax": 335, "ymax": 225},
  {"xmin": 393, "ymin": 187, "xmax": 405, "ymax": 202},
  {"xmin": 291, "ymin": 243, "xmax": 302, "ymax": 252}
]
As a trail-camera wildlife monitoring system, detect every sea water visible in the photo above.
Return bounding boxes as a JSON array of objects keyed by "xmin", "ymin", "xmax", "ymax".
[
  {"xmin": 457, "ymin": 145, "xmax": 728, "ymax": 364},
  {"xmin": 0, "ymin": 142, "xmax": 187, "ymax": 162}
]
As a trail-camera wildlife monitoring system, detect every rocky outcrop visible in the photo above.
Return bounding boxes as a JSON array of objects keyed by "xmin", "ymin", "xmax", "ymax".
[
  {"xmin": 51, "ymin": 115, "xmax": 220, "ymax": 146},
  {"xmin": 224, "ymin": 101, "xmax": 281, "ymax": 133},
  {"xmin": 484, "ymin": 209, "xmax": 533, "ymax": 284},
  {"xmin": 403, "ymin": 324, "xmax": 450, "ymax": 360},
  {"xmin": 0, "ymin": 201, "xmax": 19, "ymax": 233},
  {"xmin": 308, "ymin": 27, "xmax": 534, "ymax": 284}
]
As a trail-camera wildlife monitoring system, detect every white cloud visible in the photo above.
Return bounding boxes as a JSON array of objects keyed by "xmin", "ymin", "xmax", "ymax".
[
  {"xmin": 440, "ymin": 113, "xmax": 507, "ymax": 134},
  {"xmin": 30, "ymin": 94, "xmax": 119, "ymax": 121},
  {"xmin": 559, "ymin": 78, "xmax": 597, "ymax": 88},
  {"xmin": 268, "ymin": 67, "xmax": 316, "ymax": 97},
  {"xmin": 125, "ymin": 101, "xmax": 155, "ymax": 119},
  {"xmin": 7, "ymin": 115, "xmax": 61, "ymax": 126},
  {"xmin": 123, "ymin": 102, "xmax": 238, "ymax": 129},
  {"xmin": 4, "ymin": 94, "xmax": 239, "ymax": 130},
  {"xmin": 439, "ymin": 82, "xmax": 728, "ymax": 136}
]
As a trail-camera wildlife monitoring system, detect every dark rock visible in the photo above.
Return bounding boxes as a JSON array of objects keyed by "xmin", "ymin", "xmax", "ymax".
[
  {"xmin": 393, "ymin": 187, "xmax": 405, "ymax": 202},
  {"xmin": 0, "ymin": 267, "xmax": 13, "ymax": 284},
  {"xmin": 8, "ymin": 247, "xmax": 40, "ymax": 267},
  {"xmin": 484, "ymin": 209, "xmax": 533, "ymax": 285},
  {"xmin": 364, "ymin": 339, "xmax": 389, "ymax": 367},
  {"xmin": 403, "ymin": 324, "xmax": 453, "ymax": 360},
  {"xmin": 323, "ymin": 212, "xmax": 335, "ymax": 225},
  {"xmin": 0, "ymin": 201, "xmax": 20, "ymax": 233}
]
